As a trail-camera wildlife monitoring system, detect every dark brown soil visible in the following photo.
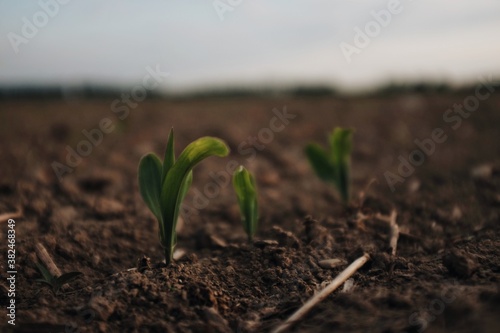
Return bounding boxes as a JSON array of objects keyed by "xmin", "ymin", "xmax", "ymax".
[{"xmin": 1, "ymin": 94, "xmax": 499, "ymax": 333}]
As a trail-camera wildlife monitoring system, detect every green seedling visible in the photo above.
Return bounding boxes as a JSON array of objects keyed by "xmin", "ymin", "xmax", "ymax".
[
  {"xmin": 305, "ymin": 127, "xmax": 354, "ymax": 204},
  {"xmin": 138, "ymin": 129, "xmax": 230, "ymax": 265},
  {"xmin": 233, "ymin": 166, "xmax": 259, "ymax": 241},
  {"xmin": 35, "ymin": 262, "xmax": 83, "ymax": 295}
]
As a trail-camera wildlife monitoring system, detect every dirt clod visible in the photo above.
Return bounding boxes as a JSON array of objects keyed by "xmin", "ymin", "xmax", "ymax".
[
  {"xmin": 137, "ymin": 255, "xmax": 152, "ymax": 273},
  {"xmin": 201, "ymin": 307, "xmax": 232, "ymax": 333},
  {"xmin": 272, "ymin": 226, "xmax": 301, "ymax": 249},
  {"xmin": 443, "ymin": 249, "xmax": 478, "ymax": 278},
  {"xmin": 89, "ymin": 296, "xmax": 116, "ymax": 321},
  {"xmin": 303, "ymin": 216, "xmax": 335, "ymax": 248}
]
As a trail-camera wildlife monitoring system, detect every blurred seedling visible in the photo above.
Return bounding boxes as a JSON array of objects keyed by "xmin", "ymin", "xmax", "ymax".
[
  {"xmin": 305, "ymin": 127, "xmax": 354, "ymax": 204},
  {"xmin": 138, "ymin": 129, "xmax": 230, "ymax": 265},
  {"xmin": 233, "ymin": 166, "xmax": 259, "ymax": 241},
  {"xmin": 35, "ymin": 262, "xmax": 83, "ymax": 295}
]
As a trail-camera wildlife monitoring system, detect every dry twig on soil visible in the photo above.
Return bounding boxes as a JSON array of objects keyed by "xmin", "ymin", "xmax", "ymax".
[
  {"xmin": 373, "ymin": 210, "xmax": 400, "ymax": 256},
  {"xmin": 0, "ymin": 209, "xmax": 22, "ymax": 223},
  {"xmin": 35, "ymin": 242, "xmax": 62, "ymax": 278},
  {"xmin": 386, "ymin": 210, "xmax": 399, "ymax": 256},
  {"xmin": 271, "ymin": 253, "xmax": 370, "ymax": 333},
  {"xmin": 357, "ymin": 177, "xmax": 378, "ymax": 207}
]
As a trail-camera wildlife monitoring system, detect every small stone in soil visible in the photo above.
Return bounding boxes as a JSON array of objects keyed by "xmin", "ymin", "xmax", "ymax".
[
  {"xmin": 341, "ymin": 278, "xmax": 355, "ymax": 293},
  {"xmin": 451, "ymin": 205, "xmax": 463, "ymax": 221},
  {"xmin": 173, "ymin": 249, "xmax": 187, "ymax": 261},
  {"xmin": 471, "ymin": 164, "xmax": 493, "ymax": 180},
  {"xmin": 209, "ymin": 235, "xmax": 228, "ymax": 248},
  {"xmin": 194, "ymin": 230, "xmax": 228, "ymax": 249},
  {"xmin": 253, "ymin": 240, "xmax": 279, "ymax": 248},
  {"xmin": 93, "ymin": 197, "xmax": 125, "ymax": 218},
  {"xmin": 318, "ymin": 258, "xmax": 347, "ymax": 269},
  {"xmin": 407, "ymin": 178, "xmax": 421, "ymax": 193}
]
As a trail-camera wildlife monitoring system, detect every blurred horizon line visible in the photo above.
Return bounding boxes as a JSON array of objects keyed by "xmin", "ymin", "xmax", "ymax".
[{"xmin": 1, "ymin": 77, "xmax": 499, "ymax": 100}]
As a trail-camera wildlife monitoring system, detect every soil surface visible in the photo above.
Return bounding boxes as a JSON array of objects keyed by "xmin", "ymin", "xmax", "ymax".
[{"xmin": 1, "ymin": 93, "xmax": 499, "ymax": 333}]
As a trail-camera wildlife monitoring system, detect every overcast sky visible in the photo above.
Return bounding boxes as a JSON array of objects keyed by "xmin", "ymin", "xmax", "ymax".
[{"xmin": 1, "ymin": 0, "xmax": 499, "ymax": 92}]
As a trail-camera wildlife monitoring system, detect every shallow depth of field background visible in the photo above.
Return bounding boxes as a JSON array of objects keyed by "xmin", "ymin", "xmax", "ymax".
[{"xmin": 1, "ymin": 0, "xmax": 500, "ymax": 94}]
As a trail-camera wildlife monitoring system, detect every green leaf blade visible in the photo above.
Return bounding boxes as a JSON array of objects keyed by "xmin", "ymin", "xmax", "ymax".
[
  {"xmin": 35, "ymin": 262, "xmax": 55, "ymax": 284},
  {"xmin": 36, "ymin": 279, "xmax": 54, "ymax": 286},
  {"xmin": 330, "ymin": 128, "xmax": 353, "ymax": 203},
  {"xmin": 305, "ymin": 143, "xmax": 336, "ymax": 183},
  {"xmin": 162, "ymin": 128, "xmax": 175, "ymax": 182},
  {"xmin": 138, "ymin": 153, "xmax": 163, "ymax": 221},
  {"xmin": 233, "ymin": 166, "xmax": 259, "ymax": 241},
  {"xmin": 179, "ymin": 171, "xmax": 193, "ymax": 205},
  {"xmin": 330, "ymin": 128, "xmax": 353, "ymax": 165}
]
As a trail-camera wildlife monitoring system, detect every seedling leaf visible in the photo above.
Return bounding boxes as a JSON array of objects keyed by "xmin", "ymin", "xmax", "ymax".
[
  {"xmin": 306, "ymin": 127, "xmax": 354, "ymax": 204},
  {"xmin": 138, "ymin": 153, "xmax": 163, "ymax": 221},
  {"xmin": 330, "ymin": 128, "xmax": 353, "ymax": 203},
  {"xmin": 233, "ymin": 166, "xmax": 259, "ymax": 241},
  {"xmin": 36, "ymin": 279, "xmax": 55, "ymax": 287},
  {"xmin": 35, "ymin": 262, "xmax": 54, "ymax": 284},
  {"xmin": 179, "ymin": 171, "xmax": 193, "ymax": 205},
  {"xmin": 35, "ymin": 262, "xmax": 83, "ymax": 295},
  {"xmin": 305, "ymin": 143, "xmax": 335, "ymax": 183},
  {"xmin": 162, "ymin": 128, "xmax": 176, "ymax": 182},
  {"xmin": 330, "ymin": 128, "xmax": 352, "ymax": 163}
]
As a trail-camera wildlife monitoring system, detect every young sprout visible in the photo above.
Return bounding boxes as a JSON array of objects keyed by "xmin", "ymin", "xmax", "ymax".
[
  {"xmin": 35, "ymin": 262, "xmax": 83, "ymax": 295},
  {"xmin": 305, "ymin": 127, "xmax": 354, "ymax": 204},
  {"xmin": 232, "ymin": 166, "xmax": 259, "ymax": 241},
  {"xmin": 138, "ymin": 129, "xmax": 230, "ymax": 265}
]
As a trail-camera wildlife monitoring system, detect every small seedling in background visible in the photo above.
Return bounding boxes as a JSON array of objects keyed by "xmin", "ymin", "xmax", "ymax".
[
  {"xmin": 138, "ymin": 129, "xmax": 230, "ymax": 265},
  {"xmin": 305, "ymin": 127, "xmax": 354, "ymax": 204},
  {"xmin": 233, "ymin": 166, "xmax": 259, "ymax": 241},
  {"xmin": 35, "ymin": 262, "xmax": 83, "ymax": 295}
]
